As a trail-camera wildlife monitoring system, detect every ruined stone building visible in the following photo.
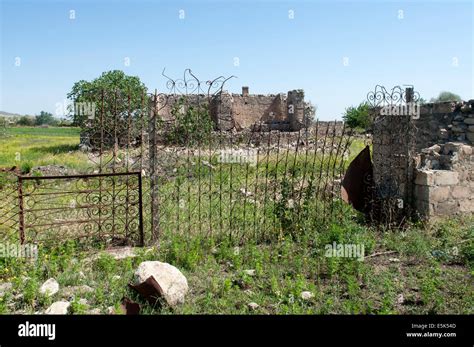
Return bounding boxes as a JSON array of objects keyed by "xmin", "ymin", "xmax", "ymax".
[{"xmin": 157, "ymin": 87, "xmax": 308, "ymax": 131}]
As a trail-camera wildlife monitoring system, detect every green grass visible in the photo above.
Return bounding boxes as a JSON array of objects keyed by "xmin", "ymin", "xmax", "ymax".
[
  {"xmin": 0, "ymin": 216, "xmax": 472, "ymax": 314},
  {"xmin": 0, "ymin": 127, "xmax": 89, "ymax": 171}
]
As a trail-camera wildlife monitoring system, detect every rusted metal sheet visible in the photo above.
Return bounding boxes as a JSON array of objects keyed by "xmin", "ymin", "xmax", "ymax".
[
  {"xmin": 341, "ymin": 145, "xmax": 374, "ymax": 214},
  {"xmin": 129, "ymin": 276, "xmax": 164, "ymax": 305},
  {"xmin": 120, "ymin": 297, "xmax": 140, "ymax": 315}
]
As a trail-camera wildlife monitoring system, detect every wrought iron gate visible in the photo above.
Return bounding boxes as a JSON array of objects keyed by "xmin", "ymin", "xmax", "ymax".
[{"xmin": 17, "ymin": 172, "xmax": 144, "ymax": 246}]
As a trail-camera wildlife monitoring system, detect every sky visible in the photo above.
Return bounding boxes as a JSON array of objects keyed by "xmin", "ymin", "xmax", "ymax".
[{"xmin": 0, "ymin": 0, "xmax": 473, "ymax": 120}]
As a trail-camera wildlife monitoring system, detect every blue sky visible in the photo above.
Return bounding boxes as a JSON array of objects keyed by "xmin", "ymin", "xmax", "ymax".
[{"xmin": 1, "ymin": 0, "xmax": 473, "ymax": 120}]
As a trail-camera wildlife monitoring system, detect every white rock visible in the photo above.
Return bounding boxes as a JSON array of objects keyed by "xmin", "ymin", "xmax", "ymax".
[
  {"xmin": 248, "ymin": 302, "xmax": 259, "ymax": 310},
  {"xmin": 40, "ymin": 278, "xmax": 59, "ymax": 296},
  {"xmin": 79, "ymin": 298, "xmax": 89, "ymax": 305},
  {"xmin": 244, "ymin": 269, "xmax": 255, "ymax": 276},
  {"xmin": 134, "ymin": 261, "xmax": 188, "ymax": 307},
  {"xmin": 45, "ymin": 301, "xmax": 70, "ymax": 315},
  {"xmin": 300, "ymin": 291, "xmax": 314, "ymax": 300}
]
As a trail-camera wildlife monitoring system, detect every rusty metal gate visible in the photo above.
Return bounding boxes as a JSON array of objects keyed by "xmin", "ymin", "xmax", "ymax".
[{"xmin": 17, "ymin": 172, "xmax": 144, "ymax": 246}]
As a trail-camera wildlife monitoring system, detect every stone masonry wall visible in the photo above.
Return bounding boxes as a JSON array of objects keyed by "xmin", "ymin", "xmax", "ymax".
[
  {"xmin": 414, "ymin": 143, "xmax": 473, "ymax": 219},
  {"xmin": 155, "ymin": 87, "xmax": 307, "ymax": 132},
  {"xmin": 409, "ymin": 100, "xmax": 473, "ymax": 220}
]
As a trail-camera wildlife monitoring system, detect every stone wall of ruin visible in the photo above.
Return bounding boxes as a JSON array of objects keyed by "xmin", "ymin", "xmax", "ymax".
[
  {"xmin": 373, "ymin": 99, "xmax": 474, "ymax": 221},
  {"xmin": 156, "ymin": 88, "xmax": 306, "ymax": 132}
]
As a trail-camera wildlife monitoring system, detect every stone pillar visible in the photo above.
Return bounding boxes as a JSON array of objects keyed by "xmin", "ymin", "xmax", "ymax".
[
  {"xmin": 372, "ymin": 112, "xmax": 415, "ymax": 224},
  {"xmin": 211, "ymin": 91, "xmax": 234, "ymax": 131},
  {"xmin": 242, "ymin": 86, "xmax": 249, "ymax": 97},
  {"xmin": 287, "ymin": 89, "xmax": 305, "ymax": 131}
]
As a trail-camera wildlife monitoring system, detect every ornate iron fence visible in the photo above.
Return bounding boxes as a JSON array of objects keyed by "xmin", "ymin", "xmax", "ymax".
[
  {"xmin": 17, "ymin": 172, "xmax": 144, "ymax": 246},
  {"xmin": 0, "ymin": 70, "xmax": 357, "ymax": 247}
]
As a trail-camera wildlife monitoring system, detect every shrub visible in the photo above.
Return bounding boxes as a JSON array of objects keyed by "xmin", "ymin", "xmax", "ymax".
[{"xmin": 164, "ymin": 97, "xmax": 213, "ymax": 146}]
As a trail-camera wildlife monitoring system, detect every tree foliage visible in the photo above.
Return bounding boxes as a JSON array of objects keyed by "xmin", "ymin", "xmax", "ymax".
[
  {"xmin": 67, "ymin": 70, "xmax": 147, "ymax": 128},
  {"xmin": 343, "ymin": 102, "xmax": 371, "ymax": 129},
  {"xmin": 430, "ymin": 91, "xmax": 462, "ymax": 103},
  {"xmin": 16, "ymin": 116, "xmax": 36, "ymax": 126},
  {"xmin": 35, "ymin": 111, "xmax": 57, "ymax": 126}
]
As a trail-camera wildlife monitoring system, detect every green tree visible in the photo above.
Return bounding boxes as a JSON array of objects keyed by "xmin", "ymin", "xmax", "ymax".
[
  {"xmin": 35, "ymin": 111, "xmax": 56, "ymax": 126},
  {"xmin": 16, "ymin": 116, "xmax": 36, "ymax": 126},
  {"xmin": 67, "ymin": 70, "xmax": 147, "ymax": 128},
  {"xmin": 430, "ymin": 91, "xmax": 462, "ymax": 103},
  {"xmin": 343, "ymin": 102, "xmax": 371, "ymax": 129}
]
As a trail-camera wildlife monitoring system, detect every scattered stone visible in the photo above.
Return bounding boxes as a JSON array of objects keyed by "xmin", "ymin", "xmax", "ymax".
[
  {"xmin": 78, "ymin": 298, "xmax": 89, "ymax": 306},
  {"xmin": 87, "ymin": 246, "xmax": 146, "ymax": 262},
  {"xmin": 0, "ymin": 282, "xmax": 12, "ymax": 296},
  {"xmin": 239, "ymin": 188, "xmax": 253, "ymax": 197},
  {"xmin": 300, "ymin": 291, "xmax": 314, "ymax": 300},
  {"xmin": 202, "ymin": 160, "xmax": 215, "ymax": 170},
  {"xmin": 88, "ymin": 308, "xmax": 102, "ymax": 315},
  {"xmin": 104, "ymin": 247, "xmax": 138, "ymax": 260},
  {"xmin": 112, "ymin": 275, "xmax": 121, "ymax": 280},
  {"xmin": 287, "ymin": 199, "xmax": 295, "ymax": 208},
  {"xmin": 243, "ymin": 269, "xmax": 255, "ymax": 276},
  {"xmin": 45, "ymin": 301, "xmax": 70, "ymax": 315},
  {"xmin": 247, "ymin": 302, "xmax": 259, "ymax": 310},
  {"xmin": 389, "ymin": 258, "xmax": 401, "ymax": 262},
  {"xmin": 396, "ymin": 294, "xmax": 405, "ymax": 305},
  {"xmin": 40, "ymin": 278, "xmax": 59, "ymax": 297},
  {"xmin": 107, "ymin": 306, "xmax": 115, "ymax": 315},
  {"xmin": 32, "ymin": 165, "xmax": 75, "ymax": 176},
  {"xmin": 133, "ymin": 261, "xmax": 188, "ymax": 307}
]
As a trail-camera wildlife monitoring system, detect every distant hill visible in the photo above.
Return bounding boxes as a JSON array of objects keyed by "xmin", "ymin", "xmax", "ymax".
[{"xmin": 0, "ymin": 111, "xmax": 27, "ymax": 118}]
